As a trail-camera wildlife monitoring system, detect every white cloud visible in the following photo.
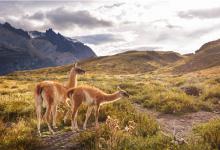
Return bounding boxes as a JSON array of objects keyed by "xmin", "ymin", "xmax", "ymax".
[{"xmin": 1, "ymin": 0, "xmax": 220, "ymax": 55}]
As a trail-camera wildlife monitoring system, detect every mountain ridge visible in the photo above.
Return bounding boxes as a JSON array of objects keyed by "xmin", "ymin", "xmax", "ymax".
[
  {"xmin": 175, "ymin": 38, "xmax": 220, "ymax": 72},
  {"xmin": 0, "ymin": 22, "xmax": 96, "ymax": 75}
]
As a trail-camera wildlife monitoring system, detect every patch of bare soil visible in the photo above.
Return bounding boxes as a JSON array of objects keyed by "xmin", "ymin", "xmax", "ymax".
[
  {"xmin": 39, "ymin": 130, "xmax": 80, "ymax": 150},
  {"xmin": 39, "ymin": 126, "xmax": 96, "ymax": 150},
  {"xmin": 133, "ymin": 103, "xmax": 220, "ymax": 140}
]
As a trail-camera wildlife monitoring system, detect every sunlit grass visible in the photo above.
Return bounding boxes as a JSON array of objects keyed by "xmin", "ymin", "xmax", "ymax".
[{"xmin": 0, "ymin": 63, "xmax": 220, "ymax": 149}]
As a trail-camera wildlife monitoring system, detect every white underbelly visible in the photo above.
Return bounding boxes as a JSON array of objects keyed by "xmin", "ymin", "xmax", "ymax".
[{"xmin": 83, "ymin": 91, "xmax": 95, "ymax": 105}]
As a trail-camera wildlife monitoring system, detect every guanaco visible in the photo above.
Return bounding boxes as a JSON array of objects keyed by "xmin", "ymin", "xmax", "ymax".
[
  {"xmin": 34, "ymin": 63, "xmax": 85, "ymax": 136},
  {"xmin": 67, "ymin": 86, "xmax": 129, "ymax": 131}
]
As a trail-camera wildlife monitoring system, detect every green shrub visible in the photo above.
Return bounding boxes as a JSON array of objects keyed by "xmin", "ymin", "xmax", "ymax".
[
  {"xmin": 73, "ymin": 119, "xmax": 171, "ymax": 150},
  {"xmin": 0, "ymin": 94, "xmax": 34, "ymax": 121},
  {"xmin": 203, "ymin": 86, "xmax": 220, "ymax": 102},
  {"xmin": 193, "ymin": 119, "xmax": 220, "ymax": 149},
  {"xmin": 0, "ymin": 119, "xmax": 39, "ymax": 150}
]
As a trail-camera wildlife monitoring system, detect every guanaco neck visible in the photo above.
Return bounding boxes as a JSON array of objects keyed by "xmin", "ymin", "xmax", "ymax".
[
  {"xmin": 66, "ymin": 72, "xmax": 77, "ymax": 89},
  {"xmin": 101, "ymin": 92, "xmax": 121, "ymax": 103}
]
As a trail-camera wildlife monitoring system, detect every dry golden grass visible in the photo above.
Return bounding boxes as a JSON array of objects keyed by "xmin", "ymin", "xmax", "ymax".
[{"xmin": 0, "ymin": 51, "xmax": 220, "ymax": 149}]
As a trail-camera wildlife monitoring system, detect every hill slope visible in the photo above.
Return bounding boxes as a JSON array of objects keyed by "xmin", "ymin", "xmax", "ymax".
[
  {"xmin": 81, "ymin": 50, "xmax": 182, "ymax": 74},
  {"xmin": 28, "ymin": 50, "xmax": 183, "ymax": 74},
  {"xmin": 1, "ymin": 50, "xmax": 220, "ymax": 150},
  {"xmin": 175, "ymin": 39, "xmax": 220, "ymax": 72},
  {"xmin": 0, "ymin": 22, "xmax": 96, "ymax": 75}
]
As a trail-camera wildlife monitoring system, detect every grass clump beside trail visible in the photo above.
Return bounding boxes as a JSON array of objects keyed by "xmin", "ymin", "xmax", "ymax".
[
  {"xmin": 72, "ymin": 101, "xmax": 174, "ymax": 150},
  {"xmin": 192, "ymin": 119, "xmax": 220, "ymax": 149},
  {"xmin": 73, "ymin": 117, "xmax": 220, "ymax": 150},
  {"xmin": 0, "ymin": 76, "xmax": 39, "ymax": 150},
  {"xmin": 128, "ymin": 76, "xmax": 214, "ymax": 114},
  {"xmin": 203, "ymin": 85, "xmax": 220, "ymax": 104},
  {"xmin": 129, "ymin": 75, "xmax": 220, "ymax": 114},
  {"xmin": 176, "ymin": 118, "xmax": 220, "ymax": 150},
  {"xmin": 0, "ymin": 119, "xmax": 40, "ymax": 150},
  {"xmin": 0, "ymin": 94, "xmax": 34, "ymax": 121}
]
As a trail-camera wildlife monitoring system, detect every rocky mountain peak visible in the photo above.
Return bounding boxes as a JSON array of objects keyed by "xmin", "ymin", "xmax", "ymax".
[
  {"xmin": 0, "ymin": 22, "xmax": 96, "ymax": 75},
  {"xmin": 2, "ymin": 22, "xmax": 30, "ymax": 39},
  {"xmin": 45, "ymin": 28, "xmax": 56, "ymax": 36}
]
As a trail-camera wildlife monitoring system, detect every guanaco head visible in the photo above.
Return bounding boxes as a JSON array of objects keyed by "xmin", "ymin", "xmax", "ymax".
[
  {"xmin": 117, "ymin": 86, "xmax": 129, "ymax": 98},
  {"xmin": 70, "ymin": 62, "xmax": 85, "ymax": 75}
]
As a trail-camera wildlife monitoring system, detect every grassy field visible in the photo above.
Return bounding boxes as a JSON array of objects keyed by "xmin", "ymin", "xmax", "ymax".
[{"xmin": 0, "ymin": 54, "xmax": 220, "ymax": 149}]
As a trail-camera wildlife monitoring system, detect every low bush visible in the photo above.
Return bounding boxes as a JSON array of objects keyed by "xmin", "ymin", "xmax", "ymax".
[
  {"xmin": 0, "ymin": 119, "xmax": 39, "ymax": 150},
  {"xmin": 181, "ymin": 86, "xmax": 202, "ymax": 96},
  {"xmin": 0, "ymin": 94, "xmax": 34, "ymax": 121},
  {"xmin": 192, "ymin": 119, "xmax": 220, "ymax": 149},
  {"xmin": 203, "ymin": 85, "xmax": 220, "ymax": 102},
  {"xmin": 73, "ymin": 116, "xmax": 172, "ymax": 150}
]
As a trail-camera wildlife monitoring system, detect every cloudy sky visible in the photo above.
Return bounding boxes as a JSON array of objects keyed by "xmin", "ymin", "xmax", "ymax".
[{"xmin": 1, "ymin": 0, "xmax": 220, "ymax": 56}]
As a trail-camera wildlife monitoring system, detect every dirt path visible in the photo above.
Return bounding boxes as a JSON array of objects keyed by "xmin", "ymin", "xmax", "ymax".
[
  {"xmin": 133, "ymin": 103, "xmax": 220, "ymax": 140},
  {"xmin": 39, "ymin": 130, "xmax": 80, "ymax": 150},
  {"xmin": 39, "ymin": 104, "xmax": 220, "ymax": 149},
  {"xmin": 39, "ymin": 126, "xmax": 96, "ymax": 150}
]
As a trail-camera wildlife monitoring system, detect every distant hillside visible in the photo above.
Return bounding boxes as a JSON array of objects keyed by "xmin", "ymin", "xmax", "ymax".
[
  {"xmin": 13, "ymin": 50, "xmax": 183, "ymax": 75},
  {"xmin": 0, "ymin": 22, "xmax": 96, "ymax": 75},
  {"xmin": 79, "ymin": 51, "xmax": 183, "ymax": 74},
  {"xmin": 176, "ymin": 39, "xmax": 220, "ymax": 72}
]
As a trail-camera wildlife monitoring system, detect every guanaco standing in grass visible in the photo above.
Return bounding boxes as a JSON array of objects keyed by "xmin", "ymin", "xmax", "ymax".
[
  {"xmin": 67, "ymin": 86, "xmax": 129, "ymax": 131},
  {"xmin": 34, "ymin": 63, "xmax": 85, "ymax": 136}
]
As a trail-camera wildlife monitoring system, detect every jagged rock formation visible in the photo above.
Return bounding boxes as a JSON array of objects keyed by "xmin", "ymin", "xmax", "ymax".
[{"xmin": 0, "ymin": 22, "xmax": 96, "ymax": 75}]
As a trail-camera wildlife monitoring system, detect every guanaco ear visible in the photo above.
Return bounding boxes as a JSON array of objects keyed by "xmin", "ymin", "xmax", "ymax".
[{"xmin": 73, "ymin": 62, "xmax": 78, "ymax": 68}]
